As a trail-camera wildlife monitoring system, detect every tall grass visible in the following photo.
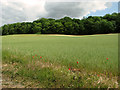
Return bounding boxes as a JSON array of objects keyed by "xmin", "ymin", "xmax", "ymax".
[
  {"xmin": 2, "ymin": 34, "xmax": 118, "ymax": 88},
  {"xmin": 2, "ymin": 34, "xmax": 118, "ymax": 74}
]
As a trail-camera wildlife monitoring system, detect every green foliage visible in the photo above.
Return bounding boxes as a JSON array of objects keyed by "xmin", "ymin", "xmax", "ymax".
[
  {"xmin": 32, "ymin": 22, "xmax": 42, "ymax": 34},
  {"xmin": 1, "ymin": 12, "xmax": 120, "ymax": 35}
]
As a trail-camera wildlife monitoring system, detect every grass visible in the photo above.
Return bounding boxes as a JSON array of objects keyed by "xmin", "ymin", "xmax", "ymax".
[{"xmin": 2, "ymin": 34, "xmax": 118, "ymax": 88}]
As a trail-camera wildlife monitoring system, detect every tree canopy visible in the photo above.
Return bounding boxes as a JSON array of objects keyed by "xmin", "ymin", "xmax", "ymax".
[{"xmin": 1, "ymin": 12, "xmax": 120, "ymax": 35}]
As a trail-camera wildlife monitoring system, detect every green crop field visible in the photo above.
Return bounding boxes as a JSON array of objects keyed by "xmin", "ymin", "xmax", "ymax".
[{"xmin": 2, "ymin": 34, "xmax": 118, "ymax": 88}]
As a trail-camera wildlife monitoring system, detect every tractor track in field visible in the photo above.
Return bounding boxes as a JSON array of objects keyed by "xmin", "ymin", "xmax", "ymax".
[{"xmin": 4, "ymin": 33, "xmax": 117, "ymax": 37}]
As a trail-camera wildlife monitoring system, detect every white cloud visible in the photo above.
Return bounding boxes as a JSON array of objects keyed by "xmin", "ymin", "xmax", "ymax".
[{"xmin": 0, "ymin": 0, "xmax": 114, "ymax": 26}]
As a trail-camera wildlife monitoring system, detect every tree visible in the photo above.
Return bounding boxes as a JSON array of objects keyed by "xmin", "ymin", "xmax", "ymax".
[
  {"xmin": 103, "ymin": 13, "xmax": 118, "ymax": 21},
  {"xmin": 83, "ymin": 18, "xmax": 96, "ymax": 34},
  {"xmin": 32, "ymin": 22, "xmax": 42, "ymax": 34},
  {"xmin": 1, "ymin": 12, "xmax": 119, "ymax": 35},
  {"xmin": 64, "ymin": 21, "xmax": 74, "ymax": 35},
  {"xmin": 42, "ymin": 21, "xmax": 51, "ymax": 34},
  {"xmin": 94, "ymin": 19, "xmax": 115, "ymax": 34},
  {"xmin": 2, "ymin": 25, "xmax": 9, "ymax": 35},
  {"xmin": 78, "ymin": 20, "xmax": 85, "ymax": 35},
  {"xmin": 54, "ymin": 22, "xmax": 64, "ymax": 34},
  {"xmin": 115, "ymin": 13, "xmax": 120, "ymax": 33}
]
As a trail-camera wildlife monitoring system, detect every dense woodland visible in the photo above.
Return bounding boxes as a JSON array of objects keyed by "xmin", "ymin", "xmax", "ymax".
[{"xmin": 1, "ymin": 12, "xmax": 120, "ymax": 35}]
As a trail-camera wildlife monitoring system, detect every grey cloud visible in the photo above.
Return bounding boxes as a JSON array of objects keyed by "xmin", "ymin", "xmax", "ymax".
[
  {"xmin": 44, "ymin": 2, "xmax": 110, "ymax": 19},
  {"xmin": 0, "ymin": 1, "xmax": 112, "ymax": 26},
  {"xmin": 45, "ymin": 2, "xmax": 85, "ymax": 18},
  {"xmin": 1, "ymin": 1, "xmax": 26, "ymax": 26}
]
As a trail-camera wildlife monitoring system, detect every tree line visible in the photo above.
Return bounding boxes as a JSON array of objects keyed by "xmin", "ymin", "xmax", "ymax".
[{"xmin": 1, "ymin": 12, "xmax": 120, "ymax": 35}]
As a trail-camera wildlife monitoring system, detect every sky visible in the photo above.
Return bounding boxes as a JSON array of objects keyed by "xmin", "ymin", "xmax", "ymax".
[
  {"xmin": 87, "ymin": 2, "xmax": 118, "ymax": 17},
  {"xmin": 0, "ymin": 0, "xmax": 119, "ymax": 26}
]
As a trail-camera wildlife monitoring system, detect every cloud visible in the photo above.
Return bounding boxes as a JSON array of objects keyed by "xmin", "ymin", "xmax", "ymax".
[
  {"xmin": 45, "ymin": 2, "xmax": 108, "ymax": 19},
  {"xmin": 0, "ymin": 0, "xmax": 46, "ymax": 26},
  {"xmin": 0, "ymin": 0, "xmax": 113, "ymax": 26},
  {"xmin": 1, "ymin": 1, "xmax": 26, "ymax": 26}
]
